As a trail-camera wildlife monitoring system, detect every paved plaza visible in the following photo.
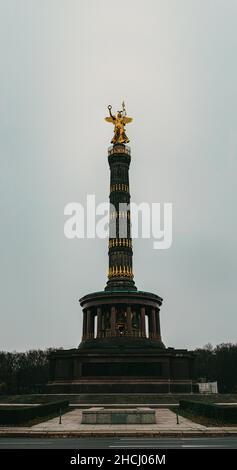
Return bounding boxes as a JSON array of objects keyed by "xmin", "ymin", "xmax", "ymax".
[
  {"xmin": 1, "ymin": 407, "xmax": 237, "ymax": 437},
  {"xmin": 31, "ymin": 408, "xmax": 205, "ymax": 432}
]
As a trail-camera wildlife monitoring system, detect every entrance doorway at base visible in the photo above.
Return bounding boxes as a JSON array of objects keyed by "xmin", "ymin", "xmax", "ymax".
[{"xmin": 117, "ymin": 323, "xmax": 126, "ymax": 336}]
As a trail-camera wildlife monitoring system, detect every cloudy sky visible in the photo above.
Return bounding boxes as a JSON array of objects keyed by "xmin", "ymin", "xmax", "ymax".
[{"xmin": 0, "ymin": 0, "xmax": 236, "ymax": 351}]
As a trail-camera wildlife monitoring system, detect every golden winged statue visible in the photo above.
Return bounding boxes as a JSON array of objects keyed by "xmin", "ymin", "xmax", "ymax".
[{"xmin": 105, "ymin": 101, "xmax": 133, "ymax": 144}]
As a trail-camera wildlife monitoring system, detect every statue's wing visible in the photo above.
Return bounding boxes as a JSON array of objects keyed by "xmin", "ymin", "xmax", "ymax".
[
  {"xmin": 105, "ymin": 117, "xmax": 115, "ymax": 123},
  {"xmin": 123, "ymin": 117, "xmax": 133, "ymax": 124}
]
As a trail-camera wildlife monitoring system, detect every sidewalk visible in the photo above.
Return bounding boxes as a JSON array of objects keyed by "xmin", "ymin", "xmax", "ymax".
[{"xmin": 1, "ymin": 408, "xmax": 237, "ymax": 437}]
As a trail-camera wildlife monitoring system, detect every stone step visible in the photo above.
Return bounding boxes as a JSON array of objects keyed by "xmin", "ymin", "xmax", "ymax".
[{"xmin": 2, "ymin": 393, "xmax": 236, "ymax": 405}]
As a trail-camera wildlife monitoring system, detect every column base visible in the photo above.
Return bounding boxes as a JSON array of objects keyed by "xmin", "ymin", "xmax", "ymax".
[{"xmin": 105, "ymin": 278, "xmax": 137, "ymax": 291}]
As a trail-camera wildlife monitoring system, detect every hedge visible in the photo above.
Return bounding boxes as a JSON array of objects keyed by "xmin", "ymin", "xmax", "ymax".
[
  {"xmin": 0, "ymin": 400, "xmax": 69, "ymax": 425},
  {"xmin": 179, "ymin": 400, "xmax": 237, "ymax": 423}
]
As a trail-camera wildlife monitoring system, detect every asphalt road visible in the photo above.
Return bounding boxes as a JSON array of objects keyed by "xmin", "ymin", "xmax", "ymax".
[{"xmin": 0, "ymin": 437, "xmax": 237, "ymax": 449}]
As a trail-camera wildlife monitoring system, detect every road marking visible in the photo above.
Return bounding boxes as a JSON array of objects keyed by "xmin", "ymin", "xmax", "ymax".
[
  {"xmin": 182, "ymin": 445, "xmax": 228, "ymax": 448},
  {"xmin": 215, "ymin": 403, "xmax": 237, "ymax": 405}
]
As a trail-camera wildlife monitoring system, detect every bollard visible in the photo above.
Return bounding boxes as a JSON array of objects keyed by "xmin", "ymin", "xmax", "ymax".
[
  {"xmin": 59, "ymin": 408, "xmax": 62, "ymax": 424},
  {"xmin": 176, "ymin": 411, "xmax": 179, "ymax": 425}
]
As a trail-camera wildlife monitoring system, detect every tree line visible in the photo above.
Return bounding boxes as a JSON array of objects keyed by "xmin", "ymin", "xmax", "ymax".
[
  {"xmin": 0, "ymin": 343, "xmax": 236, "ymax": 394},
  {"xmin": 0, "ymin": 349, "xmax": 59, "ymax": 395},
  {"xmin": 195, "ymin": 343, "xmax": 237, "ymax": 393}
]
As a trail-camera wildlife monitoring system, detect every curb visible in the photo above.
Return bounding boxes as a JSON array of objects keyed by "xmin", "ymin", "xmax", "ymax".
[{"xmin": 1, "ymin": 430, "xmax": 237, "ymax": 438}]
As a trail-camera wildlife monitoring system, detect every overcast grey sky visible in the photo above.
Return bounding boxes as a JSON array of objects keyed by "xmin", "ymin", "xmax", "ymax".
[{"xmin": 0, "ymin": 0, "xmax": 237, "ymax": 351}]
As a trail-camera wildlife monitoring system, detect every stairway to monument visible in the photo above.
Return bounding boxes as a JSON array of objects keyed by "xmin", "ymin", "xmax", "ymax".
[{"xmin": 2, "ymin": 393, "xmax": 235, "ymax": 406}]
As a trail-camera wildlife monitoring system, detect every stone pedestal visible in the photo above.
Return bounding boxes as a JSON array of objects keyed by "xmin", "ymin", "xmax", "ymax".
[{"xmin": 81, "ymin": 407, "xmax": 156, "ymax": 424}]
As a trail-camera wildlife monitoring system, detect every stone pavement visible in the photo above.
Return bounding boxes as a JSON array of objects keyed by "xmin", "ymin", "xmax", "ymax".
[
  {"xmin": 1, "ymin": 408, "xmax": 237, "ymax": 437},
  {"xmin": 31, "ymin": 408, "xmax": 205, "ymax": 432}
]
